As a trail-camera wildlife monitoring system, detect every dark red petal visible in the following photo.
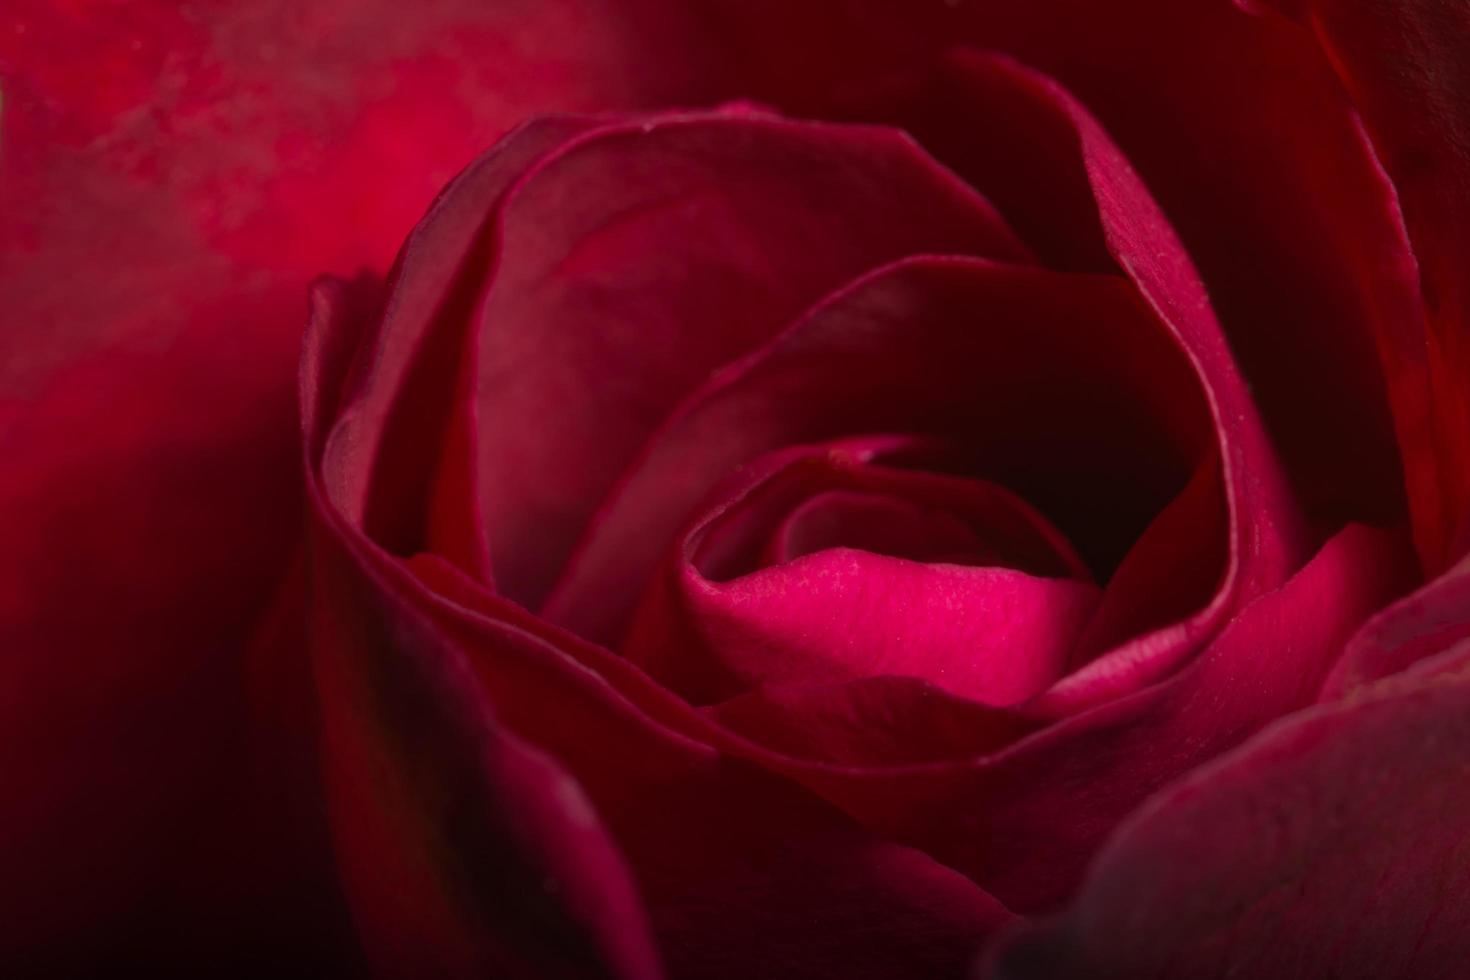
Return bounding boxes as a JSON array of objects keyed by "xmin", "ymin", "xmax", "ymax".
[
  {"xmin": 1322, "ymin": 551, "xmax": 1470, "ymax": 699},
  {"xmin": 906, "ymin": 54, "xmax": 1311, "ymax": 717},
  {"xmin": 307, "ymin": 282, "xmax": 665, "ymax": 979},
  {"xmin": 1067, "ymin": 457, "xmax": 1227, "ymax": 666},
  {"xmin": 982, "ymin": 645, "xmax": 1470, "ymax": 979},
  {"xmin": 770, "ymin": 491, "xmax": 1012, "ymax": 568},
  {"xmin": 321, "ymin": 116, "xmax": 599, "ymax": 576},
  {"xmin": 467, "ymin": 113, "xmax": 1028, "ymax": 606},
  {"xmin": 545, "ymin": 256, "xmax": 1215, "ymax": 647},
  {"xmin": 707, "ymin": 677, "xmax": 1039, "ymax": 767},
  {"xmin": 700, "ymin": 0, "xmax": 1414, "ymax": 544},
  {"xmin": 1239, "ymin": 0, "xmax": 1470, "ymax": 568}
]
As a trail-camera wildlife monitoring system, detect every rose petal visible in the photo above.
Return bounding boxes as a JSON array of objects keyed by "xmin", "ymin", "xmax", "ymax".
[
  {"xmin": 982, "ymin": 643, "xmax": 1470, "ymax": 979},
  {"xmin": 914, "ymin": 54, "xmax": 1310, "ymax": 717},
  {"xmin": 466, "ymin": 113, "xmax": 1029, "ymax": 605},
  {"xmin": 710, "ymin": 523, "xmax": 1413, "ymax": 912},
  {"xmin": 307, "ymin": 280, "xmax": 665, "ymax": 979},
  {"xmin": 1239, "ymin": 0, "xmax": 1470, "ymax": 568},
  {"xmin": 624, "ymin": 438, "xmax": 1099, "ymax": 705},
  {"xmin": 1322, "ymin": 551, "xmax": 1470, "ymax": 699},
  {"xmin": 700, "ymin": 0, "xmax": 1416, "ymax": 547},
  {"xmin": 1067, "ymin": 457, "xmax": 1228, "ymax": 666},
  {"xmin": 643, "ymin": 547, "xmax": 1100, "ymax": 707},
  {"xmin": 401, "ymin": 548, "xmax": 1017, "ymax": 979},
  {"xmin": 546, "ymin": 256, "xmax": 1213, "ymax": 646},
  {"xmin": 321, "ymin": 116, "xmax": 599, "ymax": 574},
  {"xmin": 708, "ymin": 677, "xmax": 1040, "ymax": 767}
]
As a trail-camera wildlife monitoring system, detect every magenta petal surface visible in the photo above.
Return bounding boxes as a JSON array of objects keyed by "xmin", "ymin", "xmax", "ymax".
[{"xmin": 624, "ymin": 437, "xmax": 1099, "ymax": 705}]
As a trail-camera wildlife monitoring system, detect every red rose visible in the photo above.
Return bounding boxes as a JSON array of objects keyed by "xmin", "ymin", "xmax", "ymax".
[{"xmin": 7, "ymin": 1, "xmax": 1470, "ymax": 976}]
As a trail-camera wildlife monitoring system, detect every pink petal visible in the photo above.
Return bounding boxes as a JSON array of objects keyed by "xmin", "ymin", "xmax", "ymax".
[{"xmin": 624, "ymin": 437, "xmax": 1099, "ymax": 705}]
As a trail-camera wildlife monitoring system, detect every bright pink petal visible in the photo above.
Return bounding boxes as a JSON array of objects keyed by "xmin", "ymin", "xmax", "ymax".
[{"xmin": 624, "ymin": 437, "xmax": 1099, "ymax": 705}]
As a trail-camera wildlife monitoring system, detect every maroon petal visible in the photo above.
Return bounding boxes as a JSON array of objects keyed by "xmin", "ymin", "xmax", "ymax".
[
  {"xmin": 545, "ymin": 256, "xmax": 1215, "ymax": 648},
  {"xmin": 1238, "ymin": 0, "xmax": 1470, "ymax": 568},
  {"xmin": 982, "ymin": 644, "xmax": 1470, "ymax": 979},
  {"xmin": 320, "ymin": 116, "xmax": 600, "ymax": 574},
  {"xmin": 904, "ymin": 53, "xmax": 1311, "ymax": 717},
  {"xmin": 700, "ymin": 0, "xmax": 1416, "ymax": 546},
  {"xmin": 307, "ymin": 280, "xmax": 664, "ymax": 979},
  {"xmin": 467, "ymin": 113, "xmax": 1028, "ymax": 605},
  {"xmin": 319, "ymin": 108, "xmax": 1029, "ymax": 603},
  {"xmin": 1322, "ymin": 551, "xmax": 1470, "ymax": 699}
]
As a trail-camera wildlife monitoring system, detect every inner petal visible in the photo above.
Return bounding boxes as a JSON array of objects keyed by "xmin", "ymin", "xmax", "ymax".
[
  {"xmin": 543, "ymin": 255, "xmax": 1212, "ymax": 648},
  {"xmin": 623, "ymin": 438, "xmax": 1102, "ymax": 707},
  {"xmin": 769, "ymin": 490, "xmax": 994, "ymax": 567},
  {"xmin": 467, "ymin": 113, "xmax": 1028, "ymax": 607}
]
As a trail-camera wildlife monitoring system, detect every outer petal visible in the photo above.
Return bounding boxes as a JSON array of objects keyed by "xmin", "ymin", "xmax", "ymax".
[
  {"xmin": 545, "ymin": 256, "xmax": 1217, "ymax": 648},
  {"xmin": 306, "ymin": 280, "xmax": 664, "ymax": 979},
  {"xmin": 983, "ymin": 647, "xmax": 1470, "ymax": 980},
  {"xmin": 1322, "ymin": 551, "xmax": 1470, "ymax": 698},
  {"xmin": 309, "ymin": 276, "xmax": 1017, "ymax": 976},
  {"xmin": 321, "ymin": 107, "xmax": 1028, "ymax": 603},
  {"xmin": 1239, "ymin": 0, "xmax": 1470, "ymax": 567},
  {"xmin": 694, "ymin": 0, "xmax": 1418, "ymax": 545},
  {"xmin": 466, "ymin": 113, "xmax": 1027, "ymax": 605},
  {"xmin": 402, "ymin": 550, "xmax": 1016, "ymax": 980}
]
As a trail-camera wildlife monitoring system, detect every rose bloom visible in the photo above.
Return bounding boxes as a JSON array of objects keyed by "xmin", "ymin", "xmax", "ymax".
[{"xmin": 5, "ymin": 1, "xmax": 1470, "ymax": 977}]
